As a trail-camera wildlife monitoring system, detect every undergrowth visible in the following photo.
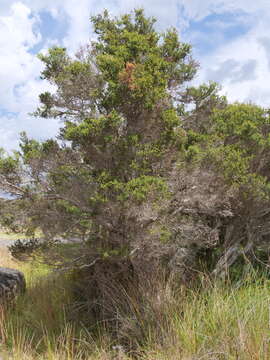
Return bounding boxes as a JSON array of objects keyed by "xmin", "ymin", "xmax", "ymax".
[{"xmin": 0, "ymin": 247, "xmax": 270, "ymax": 359}]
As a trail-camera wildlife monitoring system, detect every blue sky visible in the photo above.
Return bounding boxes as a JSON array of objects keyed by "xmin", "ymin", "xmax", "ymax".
[{"xmin": 0, "ymin": 0, "xmax": 270, "ymax": 150}]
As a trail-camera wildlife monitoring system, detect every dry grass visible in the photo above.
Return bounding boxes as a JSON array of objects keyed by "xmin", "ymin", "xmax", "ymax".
[
  {"xmin": 0, "ymin": 247, "xmax": 17, "ymax": 268},
  {"xmin": 0, "ymin": 247, "xmax": 270, "ymax": 359}
]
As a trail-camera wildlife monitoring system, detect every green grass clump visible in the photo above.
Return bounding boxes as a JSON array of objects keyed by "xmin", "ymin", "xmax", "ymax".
[{"xmin": 148, "ymin": 277, "xmax": 270, "ymax": 359}]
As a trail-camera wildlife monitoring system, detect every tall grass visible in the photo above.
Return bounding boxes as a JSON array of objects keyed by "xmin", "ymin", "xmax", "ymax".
[
  {"xmin": 145, "ymin": 276, "xmax": 270, "ymax": 359},
  {"xmin": 0, "ymin": 247, "xmax": 270, "ymax": 359}
]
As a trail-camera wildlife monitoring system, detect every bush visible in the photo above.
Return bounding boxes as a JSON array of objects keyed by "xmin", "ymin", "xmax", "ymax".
[{"xmin": 8, "ymin": 238, "xmax": 46, "ymax": 260}]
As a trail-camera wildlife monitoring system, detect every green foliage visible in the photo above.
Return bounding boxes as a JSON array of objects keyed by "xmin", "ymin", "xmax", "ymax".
[
  {"xmin": 123, "ymin": 175, "xmax": 168, "ymax": 202},
  {"xmin": 0, "ymin": 154, "xmax": 19, "ymax": 176},
  {"xmin": 0, "ymin": 149, "xmax": 20, "ymax": 187},
  {"xmin": 212, "ymin": 103, "xmax": 270, "ymax": 148},
  {"xmin": 162, "ymin": 108, "xmax": 181, "ymax": 128},
  {"xmin": 37, "ymin": 47, "xmax": 69, "ymax": 80},
  {"xmin": 64, "ymin": 110, "xmax": 124, "ymax": 147},
  {"xmin": 91, "ymin": 8, "xmax": 196, "ymax": 111},
  {"xmin": 184, "ymin": 102, "xmax": 270, "ymax": 196},
  {"xmin": 92, "ymin": 173, "xmax": 168, "ymax": 203},
  {"xmin": 185, "ymin": 144, "xmax": 202, "ymax": 162}
]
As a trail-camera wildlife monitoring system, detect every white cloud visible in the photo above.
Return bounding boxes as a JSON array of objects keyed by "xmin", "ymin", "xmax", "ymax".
[
  {"xmin": 194, "ymin": 9, "xmax": 270, "ymax": 106},
  {"xmin": 0, "ymin": 112, "xmax": 59, "ymax": 152},
  {"xmin": 0, "ymin": 3, "xmax": 40, "ymax": 110},
  {"xmin": 0, "ymin": 116, "xmax": 19, "ymax": 151},
  {"xmin": 59, "ymin": 0, "xmax": 180, "ymax": 51},
  {"xmin": 178, "ymin": 0, "xmax": 269, "ymax": 23},
  {"xmin": 0, "ymin": 2, "xmax": 59, "ymax": 151}
]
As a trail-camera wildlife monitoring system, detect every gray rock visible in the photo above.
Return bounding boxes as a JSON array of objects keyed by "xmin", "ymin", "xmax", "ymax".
[{"xmin": 0, "ymin": 267, "xmax": 26, "ymax": 302}]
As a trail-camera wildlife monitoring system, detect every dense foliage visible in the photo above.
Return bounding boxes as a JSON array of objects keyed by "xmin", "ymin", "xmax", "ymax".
[{"xmin": 1, "ymin": 9, "xmax": 270, "ymax": 284}]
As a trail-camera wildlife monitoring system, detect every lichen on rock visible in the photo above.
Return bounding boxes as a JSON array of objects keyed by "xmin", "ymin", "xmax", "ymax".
[{"xmin": 0, "ymin": 267, "xmax": 26, "ymax": 302}]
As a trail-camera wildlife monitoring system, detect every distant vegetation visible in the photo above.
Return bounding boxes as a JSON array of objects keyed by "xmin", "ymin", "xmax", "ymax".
[{"xmin": 0, "ymin": 8, "xmax": 270, "ymax": 359}]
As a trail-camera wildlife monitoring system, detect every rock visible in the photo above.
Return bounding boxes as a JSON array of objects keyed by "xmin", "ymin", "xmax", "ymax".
[{"xmin": 0, "ymin": 267, "xmax": 26, "ymax": 302}]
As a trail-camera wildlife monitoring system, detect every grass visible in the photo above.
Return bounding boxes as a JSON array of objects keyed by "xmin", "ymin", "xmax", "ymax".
[
  {"xmin": 148, "ymin": 279, "xmax": 270, "ymax": 359},
  {"xmin": 0, "ymin": 247, "xmax": 270, "ymax": 359}
]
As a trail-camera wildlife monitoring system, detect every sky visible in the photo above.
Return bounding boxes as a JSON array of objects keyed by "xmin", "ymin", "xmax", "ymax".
[{"xmin": 1, "ymin": 0, "xmax": 270, "ymax": 151}]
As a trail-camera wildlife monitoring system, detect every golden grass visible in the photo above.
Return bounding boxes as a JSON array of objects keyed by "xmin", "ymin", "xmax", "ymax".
[{"xmin": 0, "ymin": 247, "xmax": 17, "ymax": 268}]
